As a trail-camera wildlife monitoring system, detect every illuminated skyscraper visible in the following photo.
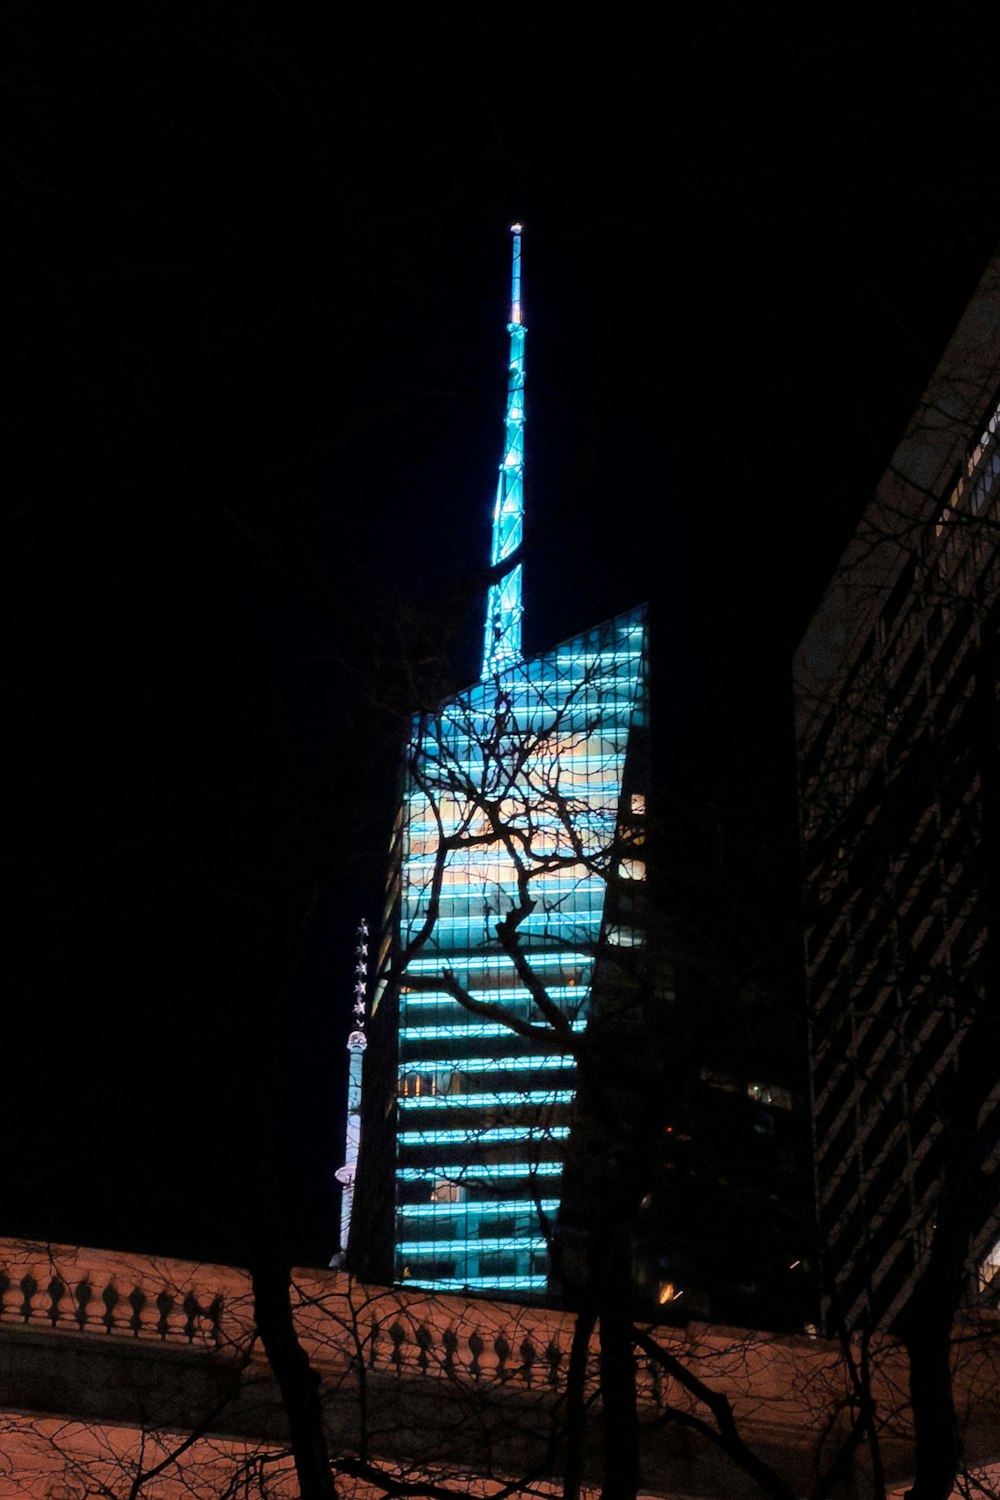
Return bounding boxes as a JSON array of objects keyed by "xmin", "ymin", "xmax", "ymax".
[{"xmin": 365, "ymin": 228, "xmax": 649, "ymax": 1295}]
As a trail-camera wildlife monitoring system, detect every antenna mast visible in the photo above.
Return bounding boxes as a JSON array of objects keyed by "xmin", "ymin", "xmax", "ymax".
[{"xmin": 333, "ymin": 918, "xmax": 368, "ymax": 1262}]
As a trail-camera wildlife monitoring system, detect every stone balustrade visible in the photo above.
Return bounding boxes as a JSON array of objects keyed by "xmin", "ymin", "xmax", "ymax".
[
  {"xmin": 3, "ymin": 1238, "xmax": 1000, "ymax": 1499},
  {"xmin": 0, "ymin": 1240, "xmax": 247, "ymax": 1351},
  {"xmin": 289, "ymin": 1272, "xmax": 589, "ymax": 1395},
  {"xmin": 0, "ymin": 1239, "xmax": 594, "ymax": 1395}
]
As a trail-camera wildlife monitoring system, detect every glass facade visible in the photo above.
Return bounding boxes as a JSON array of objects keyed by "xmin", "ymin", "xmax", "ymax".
[{"xmin": 392, "ymin": 604, "xmax": 649, "ymax": 1293}]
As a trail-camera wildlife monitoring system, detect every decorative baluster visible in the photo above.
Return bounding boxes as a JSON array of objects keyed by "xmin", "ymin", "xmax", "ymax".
[
  {"xmin": 389, "ymin": 1320, "xmax": 405, "ymax": 1373},
  {"xmin": 0, "ymin": 1270, "xmax": 10, "ymax": 1320},
  {"xmin": 74, "ymin": 1279, "xmax": 92, "ymax": 1331},
  {"xmin": 47, "ymin": 1276, "xmax": 65, "ymax": 1327},
  {"xmin": 494, "ymin": 1332, "xmax": 510, "ymax": 1382},
  {"xmin": 166, "ymin": 1291, "xmax": 191, "ymax": 1341},
  {"xmin": 182, "ymin": 1292, "xmax": 200, "ymax": 1343},
  {"xmin": 468, "ymin": 1330, "xmax": 483, "ymax": 1381},
  {"xmin": 366, "ymin": 1319, "xmax": 382, "ymax": 1369},
  {"xmin": 101, "ymin": 1283, "xmax": 119, "ymax": 1334},
  {"xmin": 415, "ymin": 1323, "xmax": 432, "ymax": 1372},
  {"xmin": 128, "ymin": 1287, "xmax": 146, "ymax": 1337},
  {"xmin": 442, "ymin": 1327, "xmax": 458, "ymax": 1374},
  {"xmin": 545, "ymin": 1337, "xmax": 562, "ymax": 1389},
  {"xmin": 206, "ymin": 1294, "xmax": 223, "ymax": 1346},
  {"xmin": 20, "ymin": 1274, "xmax": 38, "ymax": 1323},
  {"xmin": 155, "ymin": 1290, "xmax": 173, "ymax": 1340},
  {"xmin": 520, "ymin": 1335, "xmax": 536, "ymax": 1386}
]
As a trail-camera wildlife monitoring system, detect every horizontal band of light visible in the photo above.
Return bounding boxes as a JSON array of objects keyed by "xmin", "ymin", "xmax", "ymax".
[
  {"xmin": 396, "ymin": 1162, "xmax": 563, "ymax": 1181},
  {"xmin": 400, "ymin": 1276, "xmax": 547, "ymax": 1292},
  {"xmin": 401, "ymin": 1020, "xmax": 587, "ymax": 1042},
  {"xmin": 400, "ymin": 986, "xmax": 587, "ymax": 1008},
  {"xmin": 459, "ymin": 681, "xmax": 632, "ymax": 700},
  {"xmin": 400, "ymin": 1125, "xmax": 570, "ymax": 1146},
  {"xmin": 402, "ymin": 851, "xmax": 611, "ymax": 874},
  {"xmin": 403, "ymin": 909, "xmax": 604, "ymax": 927},
  {"xmin": 405, "ymin": 794, "xmax": 620, "ymax": 824},
  {"xmin": 403, "ymin": 808, "xmax": 614, "ymax": 829},
  {"xmin": 404, "ymin": 955, "xmax": 590, "ymax": 975},
  {"xmin": 402, "ymin": 812, "xmax": 613, "ymax": 830},
  {"xmin": 406, "ymin": 905, "xmax": 602, "ymax": 922},
  {"xmin": 404, "ymin": 787, "xmax": 622, "ymax": 812},
  {"xmin": 406, "ymin": 913, "xmax": 602, "ymax": 930},
  {"xmin": 398, "ymin": 1199, "xmax": 560, "ymax": 1218},
  {"xmin": 398, "ymin": 1020, "xmax": 587, "ymax": 1044},
  {"xmin": 443, "ymin": 692, "xmax": 635, "ymax": 716},
  {"xmin": 399, "ymin": 1090, "xmax": 574, "ymax": 1111},
  {"xmin": 404, "ymin": 780, "xmax": 622, "ymax": 808},
  {"xmin": 415, "ymin": 736, "xmax": 633, "ymax": 764},
  {"xmin": 398, "ymin": 1237, "xmax": 547, "ymax": 1257},
  {"xmin": 554, "ymin": 652, "xmax": 641, "ymax": 666},
  {"xmin": 399, "ymin": 1054, "xmax": 575, "ymax": 1073},
  {"xmin": 406, "ymin": 745, "xmax": 627, "ymax": 767},
  {"xmin": 400, "ymin": 878, "xmax": 608, "ymax": 897}
]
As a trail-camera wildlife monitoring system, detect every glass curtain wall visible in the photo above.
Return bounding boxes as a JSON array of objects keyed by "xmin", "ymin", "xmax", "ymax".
[{"xmin": 393, "ymin": 603, "xmax": 648, "ymax": 1293}]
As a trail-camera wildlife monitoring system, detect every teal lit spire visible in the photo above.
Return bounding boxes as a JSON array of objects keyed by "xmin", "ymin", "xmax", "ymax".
[{"xmin": 481, "ymin": 223, "xmax": 526, "ymax": 679}]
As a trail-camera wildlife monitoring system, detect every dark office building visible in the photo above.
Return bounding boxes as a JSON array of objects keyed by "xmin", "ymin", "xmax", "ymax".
[{"xmin": 795, "ymin": 248, "xmax": 1000, "ymax": 1333}]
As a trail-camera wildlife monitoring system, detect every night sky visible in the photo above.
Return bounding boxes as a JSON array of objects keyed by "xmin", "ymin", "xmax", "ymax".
[{"xmin": 7, "ymin": 6, "xmax": 1000, "ymax": 1269}]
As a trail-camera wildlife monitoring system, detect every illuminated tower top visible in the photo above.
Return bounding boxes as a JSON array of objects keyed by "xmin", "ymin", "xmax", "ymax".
[{"xmin": 481, "ymin": 224, "xmax": 526, "ymax": 680}]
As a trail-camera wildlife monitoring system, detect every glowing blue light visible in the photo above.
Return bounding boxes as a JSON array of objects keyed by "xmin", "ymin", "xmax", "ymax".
[
  {"xmin": 398, "ymin": 1053, "xmax": 575, "ymax": 1072},
  {"xmin": 403, "ymin": 1276, "xmax": 548, "ymax": 1292},
  {"xmin": 401, "ymin": 1020, "xmax": 587, "ymax": 1042},
  {"xmin": 482, "ymin": 228, "xmax": 526, "ymax": 679},
  {"xmin": 398, "ymin": 1089, "xmax": 574, "ymax": 1111},
  {"xmin": 396, "ymin": 1163, "xmax": 563, "ymax": 1181},
  {"xmin": 393, "ymin": 610, "xmax": 648, "ymax": 1291},
  {"xmin": 400, "ymin": 986, "xmax": 586, "ymax": 1006},
  {"xmin": 397, "ymin": 1199, "xmax": 560, "ymax": 1217},
  {"xmin": 403, "ymin": 954, "xmax": 589, "ymax": 974},
  {"xmin": 398, "ymin": 1237, "xmax": 547, "ymax": 1257},
  {"xmin": 381, "ymin": 230, "xmax": 650, "ymax": 1296},
  {"xmin": 399, "ymin": 1125, "xmax": 571, "ymax": 1147}
]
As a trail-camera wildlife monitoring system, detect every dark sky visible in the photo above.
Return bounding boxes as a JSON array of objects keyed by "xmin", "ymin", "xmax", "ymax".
[{"xmin": 7, "ymin": 6, "xmax": 1000, "ymax": 1267}]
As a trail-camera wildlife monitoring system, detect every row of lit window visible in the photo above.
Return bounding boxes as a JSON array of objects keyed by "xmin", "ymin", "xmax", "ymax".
[
  {"xmin": 397, "ymin": 1198, "xmax": 560, "ymax": 1219},
  {"xmin": 401, "ymin": 866, "xmax": 605, "ymax": 891},
  {"xmin": 400, "ymin": 1020, "xmax": 588, "ymax": 1043},
  {"xmin": 402, "ymin": 1275, "xmax": 547, "ymax": 1292},
  {"xmin": 401, "ymin": 835, "xmax": 618, "ymax": 868},
  {"xmin": 399, "ymin": 1089, "xmax": 574, "ymax": 1111},
  {"xmin": 403, "ymin": 809, "xmax": 623, "ymax": 846},
  {"xmin": 399, "ymin": 1125, "xmax": 571, "ymax": 1146},
  {"xmin": 404, "ymin": 880, "xmax": 606, "ymax": 903},
  {"xmin": 403, "ymin": 798, "xmax": 622, "ymax": 829},
  {"xmin": 410, "ymin": 748, "xmax": 629, "ymax": 771},
  {"xmin": 399, "ymin": 1054, "xmax": 574, "ymax": 1078},
  {"xmin": 401, "ymin": 984, "xmax": 586, "ymax": 1008},
  {"xmin": 403, "ymin": 954, "xmax": 593, "ymax": 975},
  {"xmin": 396, "ymin": 1162, "xmax": 563, "ymax": 1181},
  {"xmin": 401, "ymin": 906, "xmax": 605, "ymax": 930},
  {"xmin": 403, "ymin": 884, "xmax": 606, "ymax": 911},
  {"xmin": 397, "ymin": 1236, "xmax": 547, "ymax": 1257},
  {"xmin": 403, "ymin": 800, "xmax": 638, "ymax": 840},
  {"xmin": 427, "ymin": 705, "xmax": 629, "ymax": 740}
]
